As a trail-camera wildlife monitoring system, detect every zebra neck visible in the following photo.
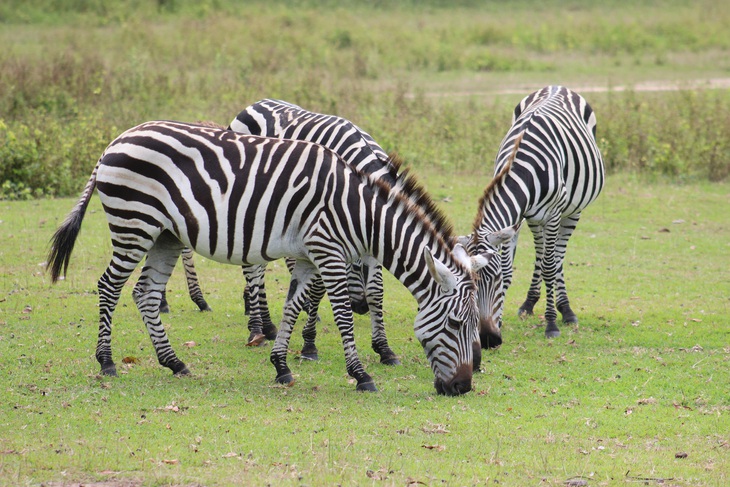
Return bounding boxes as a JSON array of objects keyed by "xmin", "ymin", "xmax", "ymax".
[
  {"xmin": 366, "ymin": 200, "xmax": 455, "ymax": 303},
  {"xmin": 475, "ymin": 189, "xmax": 524, "ymax": 238}
]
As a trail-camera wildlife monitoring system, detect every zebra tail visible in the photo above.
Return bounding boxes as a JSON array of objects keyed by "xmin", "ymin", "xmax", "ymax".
[{"xmin": 47, "ymin": 162, "xmax": 99, "ymax": 283}]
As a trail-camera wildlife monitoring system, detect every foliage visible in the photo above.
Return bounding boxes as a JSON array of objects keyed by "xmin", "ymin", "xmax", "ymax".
[
  {"xmin": 1, "ymin": 175, "xmax": 728, "ymax": 485},
  {"xmin": 1, "ymin": 0, "xmax": 729, "ymax": 197}
]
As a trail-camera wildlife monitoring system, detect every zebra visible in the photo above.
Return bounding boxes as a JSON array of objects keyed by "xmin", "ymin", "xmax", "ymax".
[
  {"xmin": 228, "ymin": 99, "xmax": 402, "ymax": 364},
  {"xmin": 47, "ymin": 120, "xmax": 490, "ymax": 395},
  {"xmin": 160, "ymin": 102, "xmax": 403, "ymax": 365},
  {"xmin": 470, "ymin": 86, "xmax": 604, "ymax": 342}
]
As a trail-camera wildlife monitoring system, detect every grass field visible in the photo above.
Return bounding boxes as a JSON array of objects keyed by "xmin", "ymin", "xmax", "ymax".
[
  {"xmin": 1, "ymin": 174, "xmax": 728, "ymax": 486},
  {"xmin": 1, "ymin": 0, "xmax": 729, "ymax": 485}
]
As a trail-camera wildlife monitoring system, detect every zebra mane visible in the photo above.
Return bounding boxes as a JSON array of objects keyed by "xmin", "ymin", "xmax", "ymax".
[
  {"xmin": 195, "ymin": 120, "xmax": 227, "ymax": 130},
  {"xmin": 369, "ymin": 153, "xmax": 460, "ymax": 267},
  {"xmin": 472, "ymin": 131, "xmax": 524, "ymax": 237}
]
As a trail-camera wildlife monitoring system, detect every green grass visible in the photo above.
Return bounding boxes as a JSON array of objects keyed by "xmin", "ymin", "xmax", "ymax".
[
  {"xmin": 1, "ymin": 1, "xmax": 729, "ymax": 484},
  {"xmin": 1, "ymin": 174, "xmax": 728, "ymax": 486}
]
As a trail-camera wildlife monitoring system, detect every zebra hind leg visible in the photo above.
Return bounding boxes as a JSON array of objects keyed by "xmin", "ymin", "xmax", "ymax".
[
  {"xmin": 181, "ymin": 247, "xmax": 211, "ymax": 311},
  {"xmin": 96, "ymin": 239, "xmax": 154, "ymax": 376},
  {"xmin": 133, "ymin": 233, "xmax": 189, "ymax": 375},
  {"xmin": 300, "ymin": 276, "xmax": 326, "ymax": 361},
  {"xmin": 270, "ymin": 261, "xmax": 317, "ymax": 385}
]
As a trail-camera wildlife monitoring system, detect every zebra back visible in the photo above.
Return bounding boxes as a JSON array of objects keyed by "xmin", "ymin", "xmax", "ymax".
[{"xmin": 229, "ymin": 99, "xmax": 398, "ymax": 184}]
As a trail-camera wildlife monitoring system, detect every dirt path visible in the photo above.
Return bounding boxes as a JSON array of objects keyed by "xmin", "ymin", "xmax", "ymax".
[{"xmin": 411, "ymin": 77, "xmax": 730, "ymax": 98}]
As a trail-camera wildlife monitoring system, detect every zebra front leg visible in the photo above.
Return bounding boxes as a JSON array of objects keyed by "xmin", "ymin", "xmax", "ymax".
[
  {"xmin": 314, "ymin": 256, "xmax": 376, "ymax": 392},
  {"xmin": 270, "ymin": 261, "xmax": 317, "ymax": 385},
  {"xmin": 554, "ymin": 214, "xmax": 581, "ymax": 325},
  {"xmin": 133, "ymin": 236, "xmax": 189, "ymax": 375},
  {"xmin": 181, "ymin": 247, "xmax": 212, "ymax": 312},
  {"xmin": 519, "ymin": 221, "xmax": 544, "ymax": 319},
  {"xmin": 300, "ymin": 276, "xmax": 326, "ymax": 361},
  {"xmin": 541, "ymin": 218, "xmax": 561, "ymax": 338},
  {"xmin": 363, "ymin": 262, "xmax": 399, "ymax": 365}
]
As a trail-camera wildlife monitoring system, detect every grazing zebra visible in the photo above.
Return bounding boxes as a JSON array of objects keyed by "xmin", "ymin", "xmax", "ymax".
[
  {"xmin": 228, "ymin": 99, "xmax": 402, "ymax": 364},
  {"xmin": 47, "ymin": 120, "xmax": 489, "ymax": 395},
  {"xmin": 470, "ymin": 86, "xmax": 604, "ymax": 342}
]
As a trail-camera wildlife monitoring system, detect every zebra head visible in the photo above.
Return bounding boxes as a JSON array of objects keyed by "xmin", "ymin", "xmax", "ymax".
[
  {"xmin": 419, "ymin": 243, "xmax": 490, "ymax": 396},
  {"xmin": 469, "ymin": 224, "xmax": 520, "ymax": 349}
]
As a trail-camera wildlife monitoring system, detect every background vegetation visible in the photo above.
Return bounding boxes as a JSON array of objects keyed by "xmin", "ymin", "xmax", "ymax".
[
  {"xmin": 1, "ymin": 0, "xmax": 729, "ymax": 199},
  {"xmin": 0, "ymin": 1, "xmax": 728, "ymax": 485}
]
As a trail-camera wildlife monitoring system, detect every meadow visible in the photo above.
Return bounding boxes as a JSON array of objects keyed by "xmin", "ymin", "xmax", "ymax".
[{"xmin": 1, "ymin": 0, "xmax": 729, "ymax": 485}]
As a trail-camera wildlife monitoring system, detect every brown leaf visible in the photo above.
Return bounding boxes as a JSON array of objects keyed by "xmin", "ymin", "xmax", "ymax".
[
  {"xmin": 183, "ymin": 341, "xmax": 196, "ymax": 348},
  {"xmin": 675, "ymin": 452, "xmax": 688, "ymax": 459},
  {"xmin": 222, "ymin": 452, "xmax": 239, "ymax": 458},
  {"xmin": 162, "ymin": 459, "xmax": 179, "ymax": 464},
  {"xmin": 637, "ymin": 397, "xmax": 657, "ymax": 405},
  {"xmin": 422, "ymin": 423, "xmax": 450, "ymax": 434},
  {"xmin": 421, "ymin": 444, "xmax": 445, "ymax": 451},
  {"xmin": 246, "ymin": 334, "xmax": 266, "ymax": 346},
  {"xmin": 122, "ymin": 356, "xmax": 139, "ymax": 364}
]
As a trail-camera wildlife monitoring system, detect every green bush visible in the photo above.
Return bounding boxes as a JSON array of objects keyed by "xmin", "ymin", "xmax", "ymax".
[{"xmin": 1, "ymin": 0, "xmax": 729, "ymax": 198}]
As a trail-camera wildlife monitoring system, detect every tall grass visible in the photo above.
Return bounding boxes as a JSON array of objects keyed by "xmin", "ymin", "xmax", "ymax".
[{"xmin": 1, "ymin": 0, "xmax": 729, "ymax": 198}]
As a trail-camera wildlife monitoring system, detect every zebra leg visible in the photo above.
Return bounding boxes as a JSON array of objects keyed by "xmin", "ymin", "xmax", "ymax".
[
  {"xmin": 315, "ymin": 256, "xmax": 376, "ymax": 392},
  {"xmin": 160, "ymin": 289, "xmax": 171, "ymax": 314},
  {"xmin": 541, "ymin": 217, "xmax": 562, "ymax": 338},
  {"xmin": 363, "ymin": 261, "xmax": 399, "ymax": 365},
  {"xmin": 96, "ymin": 236, "xmax": 155, "ymax": 376},
  {"xmin": 554, "ymin": 214, "xmax": 581, "ymax": 325},
  {"xmin": 132, "ymin": 232, "xmax": 189, "ymax": 375},
  {"xmin": 518, "ymin": 220, "xmax": 545, "ymax": 319},
  {"xmin": 270, "ymin": 261, "xmax": 317, "ymax": 385},
  {"xmin": 300, "ymin": 276, "xmax": 326, "ymax": 361},
  {"xmin": 242, "ymin": 264, "xmax": 278, "ymax": 346},
  {"xmin": 181, "ymin": 247, "xmax": 212, "ymax": 312},
  {"xmin": 348, "ymin": 260, "xmax": 370, "ymax": 315}
]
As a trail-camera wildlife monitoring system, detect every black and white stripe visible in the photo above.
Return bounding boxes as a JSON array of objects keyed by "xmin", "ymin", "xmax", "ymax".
[
  {"xmin": 48, "ymin": 120, "xmax": 489, "ymax": 395},
  {"xmin": 228, "ymin": 99, "xmax": 401, "ymax": 363},
  {"xmin": 471, "ymin": 86, "xmax": 604, "ymax": 342}
]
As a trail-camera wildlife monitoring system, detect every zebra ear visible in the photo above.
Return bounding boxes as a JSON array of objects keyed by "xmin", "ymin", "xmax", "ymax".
[
  {"xmin": 486, "ymin": 222, "xmax": 521, "ymax": 247},
  {"xmin": 470, "ymin": 249, "xmax": 496, "ymax": 272},
  {"xmin": 452, "ymin": 243, "xmax": 471, "ymax": 268},
  {"xmin": 455, "ymin": 234, "xmax": 472, "ymax": 248},
  {"xmin": 424, "ymin": 247, "xmax": 457, "ymax": 293}
]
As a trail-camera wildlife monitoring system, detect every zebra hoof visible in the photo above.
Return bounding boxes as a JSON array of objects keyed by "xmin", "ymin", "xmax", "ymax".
[
  {"xmin": 275, "ymin": 373, "xmax": 295, "ymax": 386},
  {"xmin": 518, "ymin": 308, "xmax": 534, "ymax": 320},
  {"xmin": 246, "ymin": 333, "xmax": 267, "ymax": 347},
  {"xmin": 299, "ymin": 352, "xmax": 319, "ymax": 361},
  {"xmin": 100, "ymin": 363, "xmax": 118, "ymax": 377},
  {"xmin": 356, "ymin": 381, "xmax": 378, "ymax": 392},
  {"xmin": 159, "ymin": 303, "xmax": 171, "ymax": 314},
  {"xmin": 544, "ymin": 327, "xmax": 561, "ymax": 339},
  {"xmin": 198, "ymin": 303, "xmax": 212, "ymax": 312},
  {"xmin": 380, "ymin": 356, "xmax": 401, "ymax": 366},
  {"xmin": 262, "ymin": 325, "xmax": 278, "ymax": 341},
  {"xmin": 174, "ymin": 367, "xmax": 191, "ymax": 377}
]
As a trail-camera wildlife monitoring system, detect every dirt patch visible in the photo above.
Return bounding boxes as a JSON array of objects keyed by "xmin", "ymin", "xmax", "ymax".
[{"xmin": 409, "ymin": 77, "xmax": 730, "ymax": 98}]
